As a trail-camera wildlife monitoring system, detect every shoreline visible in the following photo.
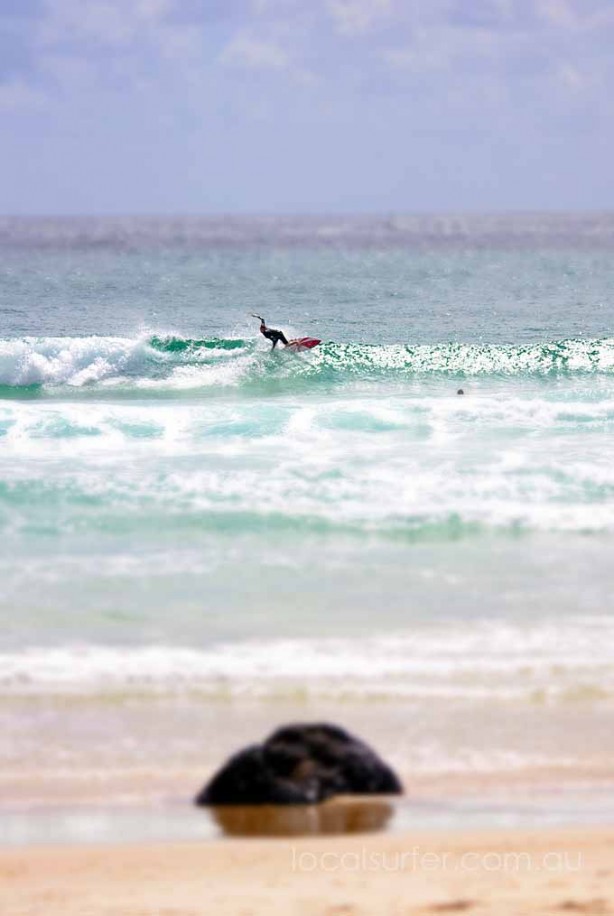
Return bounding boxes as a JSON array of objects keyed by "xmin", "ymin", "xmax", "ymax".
[
  {"xmin": 4, "ymin": 695, "xmax": 614, "ymax": 847},
  {"xmin": 2, "ymin": 826, "xmax": 612, "ymax": 915},
  {"xmin": 2, "ymin": 775, "xmax": 614, "ymax": 849}
]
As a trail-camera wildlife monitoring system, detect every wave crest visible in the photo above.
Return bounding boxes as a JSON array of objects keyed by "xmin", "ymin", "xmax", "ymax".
[{"xmin": 0, "ymin": 334, "xmax": 612, "ymax": 391}]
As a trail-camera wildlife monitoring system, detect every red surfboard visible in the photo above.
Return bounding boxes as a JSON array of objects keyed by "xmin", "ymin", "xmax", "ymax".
[{"xmin": 286, "ymin": 337, "xmax": 321, "ymax": 352}]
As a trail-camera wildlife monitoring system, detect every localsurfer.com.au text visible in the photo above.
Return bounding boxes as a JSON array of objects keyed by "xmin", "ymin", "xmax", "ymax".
[{"xmin": 290, "ymin": 846, "xmax": 583, "ymax": 874}]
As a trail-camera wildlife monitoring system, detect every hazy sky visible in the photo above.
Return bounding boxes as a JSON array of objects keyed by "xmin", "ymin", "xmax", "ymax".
[{"xmin": 1, "ymin": 0, "xmax": 613, "ymax": 214}]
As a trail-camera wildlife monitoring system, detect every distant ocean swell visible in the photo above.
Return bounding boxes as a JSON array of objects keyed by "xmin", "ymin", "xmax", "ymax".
[{"xmin": 0, "ymin": 334, "xmax": 612, "ymax": 391}]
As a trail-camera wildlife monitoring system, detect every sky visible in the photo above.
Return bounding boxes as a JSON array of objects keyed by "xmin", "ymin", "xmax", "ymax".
[{"xmin": 1, "ymin": 0, "xmax": 613, "ymax": 214}]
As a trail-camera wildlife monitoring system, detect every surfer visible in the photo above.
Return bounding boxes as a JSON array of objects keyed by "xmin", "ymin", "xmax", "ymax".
[{"xmin": 252, "ymin": 315, "xmax": 289, "ymax": 350}]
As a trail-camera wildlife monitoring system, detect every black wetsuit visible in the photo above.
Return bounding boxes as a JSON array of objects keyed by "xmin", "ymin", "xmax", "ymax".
[{"xmin": 260, "ymin": 323, "xmax": 288, "ymax": 349}]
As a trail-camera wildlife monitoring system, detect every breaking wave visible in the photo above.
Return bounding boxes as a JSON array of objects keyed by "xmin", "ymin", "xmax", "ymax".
[{"xmin": 0, "ymin": 334, "xmax": 612, "ymax": 392}]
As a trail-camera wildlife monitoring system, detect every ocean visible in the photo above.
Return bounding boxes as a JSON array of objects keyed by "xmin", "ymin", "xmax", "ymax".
[{"xmin": 1, "ymin": 214, "xmax": 613, "ymax": 832}]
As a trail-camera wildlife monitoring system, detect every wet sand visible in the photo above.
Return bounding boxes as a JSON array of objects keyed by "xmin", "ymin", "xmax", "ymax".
[
  {"xmin": 4, "ymin": 696, "xmax": 614, "ymax": 811},
  {"xmin": 1, "ymin": 827, "xmax": 612, "ymax": 915}
]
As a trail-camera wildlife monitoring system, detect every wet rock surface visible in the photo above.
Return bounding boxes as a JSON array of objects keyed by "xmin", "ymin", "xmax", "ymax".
[{"xmin": 195, "ymin": 723, "xmax": 403, "ymax": 806}]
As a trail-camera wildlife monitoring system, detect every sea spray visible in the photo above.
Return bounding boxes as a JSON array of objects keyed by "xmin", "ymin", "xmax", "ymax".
[{"xmin": 0, "ymin": 334, "xmax": 612, "ymax": 392}]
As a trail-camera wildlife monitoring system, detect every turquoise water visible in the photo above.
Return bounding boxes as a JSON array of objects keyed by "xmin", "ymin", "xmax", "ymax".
[{"xmin": 0, "ymin": 216, "xmax": 613, "ymax": 713}]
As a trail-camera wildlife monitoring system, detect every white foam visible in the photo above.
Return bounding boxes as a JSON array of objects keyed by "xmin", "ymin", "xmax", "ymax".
[
  {"xmin": 1, "ymin": 389, "xmax": 613, "ymax": 533},
  {"xmin": 0, "ymin": 336, "xmax": 156, "ymax": 387},
  {"xmin": 1, "ymin": 335, "xmax": 613, "ymax": 390},
  {"xmin": 2, "ymin": 617, "xmax": 613, "ymax": 700}
]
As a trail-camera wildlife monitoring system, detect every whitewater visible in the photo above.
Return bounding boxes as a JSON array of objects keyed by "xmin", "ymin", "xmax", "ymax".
[
  {"xmin": 1, "ymin": 215, "xmax": 613, "ymax": 797},
  {"xmin": 1, "ymin": 333, "xmax": 614, "ymax": 392}
]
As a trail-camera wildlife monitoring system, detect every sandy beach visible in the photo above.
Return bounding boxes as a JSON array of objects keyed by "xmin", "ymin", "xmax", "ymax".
[
  {"xmin": 4, "ymin": 0, "xmax": 614, "ymax": 911},
  {"xmin": 2, "ymin": 826, "xmax": 612, "ymax": 915}
]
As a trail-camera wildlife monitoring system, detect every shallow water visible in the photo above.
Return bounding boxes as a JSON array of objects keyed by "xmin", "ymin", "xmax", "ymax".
[
  {"xmin": 4, "ymin": 789, "xmax": 614, "ymax": 847},
  {"xmin": 1, "ymin": 215, "xmax": 613, "ymax": 807}
]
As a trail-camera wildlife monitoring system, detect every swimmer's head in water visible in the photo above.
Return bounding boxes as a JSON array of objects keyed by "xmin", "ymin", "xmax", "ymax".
[{"xmin": 457, "ymin": 389, "xmax": 464, "ymax": 395}]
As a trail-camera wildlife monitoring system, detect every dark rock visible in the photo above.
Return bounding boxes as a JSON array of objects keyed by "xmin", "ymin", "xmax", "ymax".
[{"xmin": 195, "ymin": 723, "xmax": 403, "ymax": 806}]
